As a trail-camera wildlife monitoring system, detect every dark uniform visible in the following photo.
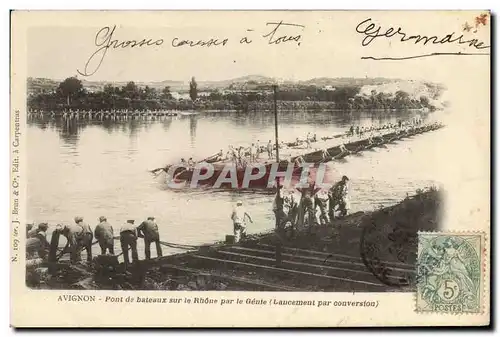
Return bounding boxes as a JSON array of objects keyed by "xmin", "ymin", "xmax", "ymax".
[
  {"xmin": 94, "ymin": 216, "xmax": 114, "ymax": 255},
  {"xmin": 26, "ymin": 223, "xmax": 34, "ymax": 235},
  {"xmin": 74, "ymin": 217, "xmax": 93, "ymax": 262},
  {"xmin": 272, "ymin": 187, "xmax": 287, "ymax": 230},
  {"xmin": 329, "ymin": 176, "xmax": 350, "ymax": 219},
  {"xmin": 26, "ymin": 223, "xmax": 49, "ymax": 259},
  {"xmin": 120, "ymin": 220, "xmax": 139, "ymax": 268},
  {"xmin": 285, "ymin": 192, "xmax": 299, "ymax": 227},
  {"xmin": 297, "ymin": 188, "xmax": 315, "ymax": 229},
  {"xmin": 58, "ymin": 222, "xmax": 92, "ymax": 264},
  {"xmin": 137, "ymin": 217, "xmax": 163, "ymax": 259}
]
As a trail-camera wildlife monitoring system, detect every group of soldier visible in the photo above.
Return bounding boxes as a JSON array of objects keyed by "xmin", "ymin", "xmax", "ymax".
[
  {"xmin": 26, "ymin": 216, "xmax": 163, "ymax": 268},
  {"xmin": 273, "ymin": 175, "xmax": 351, "ymax": 230},
  {"xmin": 28, "ymin": 108, "xmax": 179, "ymax": 120},
  {"xmin": 226, "ymin": 140, "xmax": 278, "ymax": 165},
  {"xmin": 347, "ymin": 118, "xmax": 424, "ymax": 138},
  {"xmin": 219, "ymin": 134, "xmax": 321, "ymax": 168},
  {"xmin": 206, "ymin": 119, "xmax": 425, "ymax": 169},
  {"xmin": 230, "ymin": 175, "xmax": 350, "ymax": 243}
]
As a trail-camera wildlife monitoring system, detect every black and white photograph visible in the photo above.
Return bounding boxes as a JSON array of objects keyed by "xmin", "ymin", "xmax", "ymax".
[{"xmin": 11, "ymin": 10, "xmax": 490, "ymax": 327}]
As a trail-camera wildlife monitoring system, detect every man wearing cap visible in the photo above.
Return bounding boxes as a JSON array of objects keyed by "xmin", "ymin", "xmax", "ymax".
[
  {"xmin": 94, "ymin": 216, "xmax": 114, "ymax": 255},
  {"xmin": 55, "ymin": 222, "xmax": 91, "ymax": 264},
  {"xmin": 26, "ymin": 222, "xmax": 35, "ymax": 236},
  {"xmin": 27, "ymin": 222, "xmax": 49, "ymax": 240},
  {"xmin": 329, "ymin": 176, "xmax": 350, "ymax": 219},
  {"xmin": 74, "ymin": 216, "xmax": 93, "ymax": 262},
  {"xmin": 26, "ymin": 223, "xmax": 49, "ymax": 259},
  {"xmin": 137, "ymin": 217, "xmax": 162, "ymax": 260},
  {"xmin": 231, "ymin": 201, "xmax": 253, "ymax": 243},
  {"xmin": 120, "ymin": 220, "xmax": 139, "ymax": 268}
]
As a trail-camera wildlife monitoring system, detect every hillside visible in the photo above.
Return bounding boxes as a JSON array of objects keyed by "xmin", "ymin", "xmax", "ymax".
[
  {"xmin": 358, "ymin": 80, "xmax": 446, "ymax": 107},
  {"xmin": 27, "ymin": 76, "xmax": 445, "ymax": 105},
  {"xmin": 299, "ymin": 77, "xmax": 400, "ymax": 87}
]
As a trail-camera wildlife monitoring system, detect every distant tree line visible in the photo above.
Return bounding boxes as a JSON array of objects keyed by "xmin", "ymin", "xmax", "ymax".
[{"xmin": 27, "ymin": 76, "xmax": 438, "ymax": 112}]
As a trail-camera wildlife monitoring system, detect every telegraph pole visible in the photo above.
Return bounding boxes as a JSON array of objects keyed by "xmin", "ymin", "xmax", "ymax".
[
  {"xmin": 273, "ymin": 84, "xmax": 282, "ymax": 265},
  {"xmin": 273, "ymin": 85, "xmax": 280, "ymax": 164}
]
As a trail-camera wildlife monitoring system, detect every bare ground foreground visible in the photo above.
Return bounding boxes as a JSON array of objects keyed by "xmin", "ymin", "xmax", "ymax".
[{"xmin": 26, "ymin": 188, "xmax": 442, "ymax": 292}]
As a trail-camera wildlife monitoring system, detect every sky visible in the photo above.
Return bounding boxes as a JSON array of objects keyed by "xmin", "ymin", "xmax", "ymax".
[{"xmin": 18, "ymin": 11, "xmax": 490, "ymax": 84}]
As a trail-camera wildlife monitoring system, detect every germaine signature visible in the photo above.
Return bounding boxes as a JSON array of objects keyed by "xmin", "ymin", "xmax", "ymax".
[{"xmin": 355, "ymin": 18, "xmax": 490, "ymax": 60}]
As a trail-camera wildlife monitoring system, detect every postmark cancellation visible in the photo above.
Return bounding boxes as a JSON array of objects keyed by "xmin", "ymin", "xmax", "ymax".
[{"xmin": 416, "ymin": 232, "xmax": 486, "ymax": 314}]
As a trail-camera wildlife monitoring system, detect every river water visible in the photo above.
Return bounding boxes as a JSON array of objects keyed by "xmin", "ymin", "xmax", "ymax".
[{"xmin": 27, "ymin": 110, "xmax": 442, "ymax": 257}]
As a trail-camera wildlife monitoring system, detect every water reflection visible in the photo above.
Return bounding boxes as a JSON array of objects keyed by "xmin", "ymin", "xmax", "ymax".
[
  {"xmin": 28, "ymin": 109, "xmax": 425, "ymax": 143},
  {"xmin": 189, "ymin": 116, "xmax": 197, "ymax": 145}
]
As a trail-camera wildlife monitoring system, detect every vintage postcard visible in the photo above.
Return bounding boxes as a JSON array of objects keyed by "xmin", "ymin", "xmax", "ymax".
[{"xmin": 10, "ymin": 10, "xmax": 490, "ymax": 327}]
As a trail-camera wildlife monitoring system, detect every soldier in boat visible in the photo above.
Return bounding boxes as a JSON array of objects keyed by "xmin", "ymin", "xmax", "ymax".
[
  {"xmin": 249, "ymin": 143, "xmax": 256, "ymax": 162},
  {"xmin": 94, "ymin": 216, "xmax": 114, "ymax": 255},
  {"xmin": 339, "ymin": 142, "xmax": 349, "ymax": 155},
  {"xmin": 120, "ymin": 220, "xmax": 139, "ymax": 268},
  {"xmin": 320, "ymin": 148, "xmax": 330, "ymax": 162},
  {"xmin": 305, "ymin": 136, "xmax": 312, "ymax": 149},
  {"xmin": 216, "ymin": 149, "xmax": 224, "ymax": 161},
  {"xmin": 179, "ymin": 158, "xmax": 187, "ymax": 168},
  {"xmin": 231, "ymin": 200, "xmax": 253, "ymax": 243},
  {"xmin": 226, "ymin": 146, "xmax": 235, "ymax": 163},
  {"xmin": 237, "ymin": 147, "xmax": 246, "ymax": 167},
  {"xmin": 137, "ymin": 217, "xmax": 163, "ymax": 260},
  {"xmin": 187, "ymin": 157, "xmax": 196, "ymax": 170},
  {"xmin": 367, "ymin": 133, "xmax": 375, "ymax": 146}
]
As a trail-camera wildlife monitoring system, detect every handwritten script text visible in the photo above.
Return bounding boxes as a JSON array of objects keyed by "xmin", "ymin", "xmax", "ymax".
[
  {"xmin": 355, "ymin": 18, "xmax": 490, "ymax": 60},
  {"xmin": 78, "ymin": 22, "xmax": 304, "ymax": 76}
]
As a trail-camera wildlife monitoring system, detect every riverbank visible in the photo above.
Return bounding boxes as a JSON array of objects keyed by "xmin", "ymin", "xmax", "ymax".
[
  {"xmin": 27, "ymin": 187, "xmax": 442, "ymax": 291},
  {"xmin": 27, "ymin": 101, "xmax": 436, "ymax": 115}
]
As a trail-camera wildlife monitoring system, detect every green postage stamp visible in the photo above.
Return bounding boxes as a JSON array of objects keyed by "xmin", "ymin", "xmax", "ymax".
[{"xmin": 416, "ymin": 232, "xmax": 485, "ymax": 314}]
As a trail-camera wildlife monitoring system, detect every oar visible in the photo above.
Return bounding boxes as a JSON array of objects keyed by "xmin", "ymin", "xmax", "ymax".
[
  {"xmin": 201, "ymin": 151, "xmax": 223, "ymax": 163},
  {"xmin": 151, "ymin": 152, "xmax": 220, "ymax": 176},
  {"xmin": 150, "ymin": 167, "xmax": 167, "ymax": 174},
  {"xmin": 159, "ymin": 240, "xmax": 199, "ymax": 250},
  {"xmin": 333, "ymin": 150, "xmax": 350, "ymax": 160}
]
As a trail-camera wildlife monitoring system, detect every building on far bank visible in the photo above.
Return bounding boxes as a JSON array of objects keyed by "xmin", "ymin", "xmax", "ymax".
[{"xmin": 171, "ymin": 92, "xmax": 191, "ymax": 100}]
